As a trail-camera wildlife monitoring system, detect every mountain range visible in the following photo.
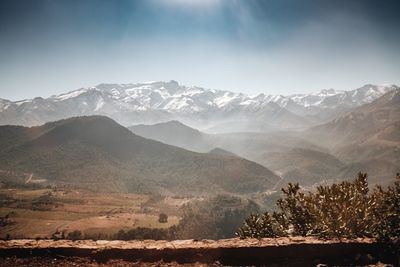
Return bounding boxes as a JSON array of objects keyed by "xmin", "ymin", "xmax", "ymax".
[
  {"xmin": 0, "ymin": 81, "xmax": 398, "ymax": 192},
  {"xmin": 0, "ymin": 116, "xmax": 279, "ymax": 195},
  {"xmin": 129, "ymin": 89, "xmax": 400, "ymax": 187},
  {"xmin": 0, "ymin": 81, "xmax": 397, "ymax": 133}
]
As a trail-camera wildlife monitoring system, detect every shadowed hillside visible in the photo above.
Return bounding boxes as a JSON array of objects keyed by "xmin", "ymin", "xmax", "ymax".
[{"xmin": 0, "ymin": 116, "xmax": 279, "ymax": 195}]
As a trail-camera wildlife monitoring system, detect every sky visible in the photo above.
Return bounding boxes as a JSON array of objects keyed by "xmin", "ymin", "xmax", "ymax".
[{"xmin": 0, "ymin": 0, "xmax": 400, "ymax": 100}]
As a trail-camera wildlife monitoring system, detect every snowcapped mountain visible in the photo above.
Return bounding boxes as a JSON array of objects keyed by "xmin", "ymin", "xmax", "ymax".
[{"xmin": 0, "ymin": 81, "xmax": 397, "ymax": 131}]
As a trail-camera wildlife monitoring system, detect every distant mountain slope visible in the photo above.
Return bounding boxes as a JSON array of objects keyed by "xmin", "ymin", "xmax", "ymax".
[
  {"xmin": 128, "ymin": 120, "xmax": 327, "ymax": 159},
  {"xmin": 309, "ymin": 89, "xmax": 400, "ymax": 147},
  {"xmin": 0, "ymin": 116, "xmax": 279, "ymax": 195},
  {"xmin": 336, "ymin": 159, "xmax": 399, "ymax": 187},
  {"xmin": 259, "ymin": 148, "xmax": 345, "ymax": 186},
  {"xmin": 305, "ymin": 89, "xmax": 400, "ymax": 185},
  {"xmin": 208, "ymin": 148, "xmax": 238, "ymax": 157},
  {"xmin": 126, "ymin": 116, "xmax": 398, "ymax": 186},
  {"xmin": 127, "ymin": 120, "xmax": 347, "ymax": 186},
  {"xmin": 0, "ymin": 81, "xmax": 396, "ymax": 132},
  {"xmin": 129, "ymin": 120, "xmax": 212, "ymax": 152}
]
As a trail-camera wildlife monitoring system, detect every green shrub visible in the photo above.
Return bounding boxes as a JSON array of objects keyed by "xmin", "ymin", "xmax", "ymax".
[
  {"xmin": 370, "ymin": 173, "xmax": 400, "ymax": 247},
  {"xmin": 237, "ymin": 172, "xmax": 399, "ymax": 247},
  {"xmin": 236, "ymin": 212, "xmax": 286, "ymax": 238}
]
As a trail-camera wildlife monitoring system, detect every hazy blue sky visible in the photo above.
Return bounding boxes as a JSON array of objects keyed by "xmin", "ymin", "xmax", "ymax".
[{"xmin": 1, "ymin": 0, "xmax": 400, "ymax": 100}]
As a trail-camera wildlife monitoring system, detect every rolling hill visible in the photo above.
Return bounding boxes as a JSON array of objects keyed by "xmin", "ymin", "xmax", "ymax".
[{"xmin": 0, "ymin": 116, "xmax": 280, "ymax": 195}]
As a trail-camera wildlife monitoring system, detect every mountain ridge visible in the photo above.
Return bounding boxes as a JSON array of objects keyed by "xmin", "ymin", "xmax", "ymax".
[{"xmin": 0, "ymin": 81, "xmax": 397, "ymax": 132}]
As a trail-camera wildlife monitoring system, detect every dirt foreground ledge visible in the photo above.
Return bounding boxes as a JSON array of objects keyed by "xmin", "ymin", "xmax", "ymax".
[{"xmin": 0, "ymin": 237, "xmax": 394, "ymax": 266}]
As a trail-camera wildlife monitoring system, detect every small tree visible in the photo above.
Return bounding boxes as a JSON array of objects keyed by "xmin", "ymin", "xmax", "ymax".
[{"xmin": 158, "ymin": 213, "xmax": 168, "ymax": 223}]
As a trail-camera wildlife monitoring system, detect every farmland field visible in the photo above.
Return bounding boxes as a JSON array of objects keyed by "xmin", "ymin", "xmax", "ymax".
[{"xmin": 0, "ymin": 187, "xmax": 187, "ymax": 239}]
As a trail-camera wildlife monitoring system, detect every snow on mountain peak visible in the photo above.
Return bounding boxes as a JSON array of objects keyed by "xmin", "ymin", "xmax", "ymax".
[
  {"xmin": 53, "ymin": 87, "xmax": 97, "ymax": 101},
  {"xmin": 18, "ymin": 82, "xmax": 400, "ymax": 112},
  {"xmin": 0, "ymin": 82, "xmax": 397, "ymax": 127}
]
